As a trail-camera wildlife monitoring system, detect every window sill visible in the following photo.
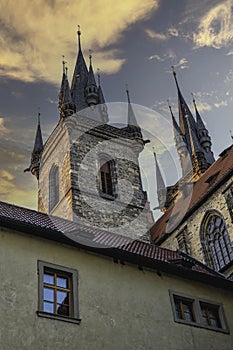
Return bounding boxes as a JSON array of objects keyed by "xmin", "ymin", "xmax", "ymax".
[
  {"xmin": 37, "ymin": 311, "xmax": 81, "ymax": 324},
  {"xmin": 174, "ymin": 318, "xmax": 229, "ymax": 334}
]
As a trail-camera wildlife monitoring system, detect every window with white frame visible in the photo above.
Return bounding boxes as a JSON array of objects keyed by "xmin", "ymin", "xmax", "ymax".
[{"xmin": 37, "ymin": 261, "xmax": 80, "ymax": 324}]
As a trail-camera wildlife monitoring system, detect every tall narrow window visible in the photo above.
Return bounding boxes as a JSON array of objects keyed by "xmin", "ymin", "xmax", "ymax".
[
  {"xmin": 98, "ymin": 156, "xmax": 116, "ymax": 198},
  {"xmin": 100, "ymin": 161, "xmax": 113, "ymax": 196},
  {"xmin": 200, "ymin": 212, "xmax": 233, "ymax": 271},
  {"xmin": 49, "ymin": 164, "xmax": 59, "ymax": 211}
]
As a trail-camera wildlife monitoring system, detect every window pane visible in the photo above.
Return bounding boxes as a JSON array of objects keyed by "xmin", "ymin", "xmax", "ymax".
[
  {"xmin": 44, "ymin": 273, "xmax": 54, "ymax": 285},
  {"xmin": 44, "ymin": 301, "xmax": 54, "ymax": 313},
  {"xmin": 43, "ymin": 287, "xmax": 54, "ymax": 302},
  {"xmin": 57, "ymin": 291, "xmax": 69, "ymax": 304},
  {"xmin": 57, "ymin": 303, "xmax": 69, "ymax": 316},
  {"xmin": 57, "ymin": 276, "xmax": 68, "ymax": 288},
  {"xmin": 174, "ymin": 298, "xmax": 194, "ymax": 322}
]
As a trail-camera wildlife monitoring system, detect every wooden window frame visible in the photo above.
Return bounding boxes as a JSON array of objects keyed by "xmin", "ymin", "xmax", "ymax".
[
  {"xmin": 170, "ymin": 291, "xmax": 229, "ymax": 333},
  {"xmin": 37, "ymin": 261, "xmax": 81, "ymax": 324}
]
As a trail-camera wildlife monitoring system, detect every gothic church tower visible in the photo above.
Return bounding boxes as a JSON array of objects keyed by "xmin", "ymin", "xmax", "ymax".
[{"xmin": 26, "ymin": 29, "xmax": 152, "ymax": 240}]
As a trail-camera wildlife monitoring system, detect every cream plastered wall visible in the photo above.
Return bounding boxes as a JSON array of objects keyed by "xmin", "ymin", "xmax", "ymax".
[{"xmin": 0, "ymin": 226, "xmax": 233, "ymax": 350}]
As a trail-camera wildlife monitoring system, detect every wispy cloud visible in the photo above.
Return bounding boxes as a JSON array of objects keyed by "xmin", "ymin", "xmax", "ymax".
[
  {"xmin": 193, "ymin": 0, "xmax": 233, "ymax": 49},
  {"xmin": 0, "ymin": 0, "xmax": 158, "ymax": 84},
  {"xmin": 214, "ymin": 100, "xmax": 228, "ymax": 108},
  {"xmin": 174, "ymin": 58, "xmax": 189, "ymax": 70},
  {"xmin": 167, "ymin": 27, "xmax": 179, "ymax": 37},
  {"xmin": 148, "ymin": 50, "xmax": 176, "ymax": 62},
  {"xmin": 145, "ymin": 29, "xmax": 168, "ymax": 40}
]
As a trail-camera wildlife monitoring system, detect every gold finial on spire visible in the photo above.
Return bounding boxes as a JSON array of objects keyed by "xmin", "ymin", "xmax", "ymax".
[
  {"xmin": 77, "ymin": 25, "xmax": 81, "ymax": 49},
  {"xmin": 62, "ymin": 55, "xmax": 67, "ymax": 74},
  {"xmin": 171, "ymin": 65, "xmax": 176, "ymax": 76},
  {"xmin": 89, "ymin": 49, "xmax": 92, "ymax": 65}
]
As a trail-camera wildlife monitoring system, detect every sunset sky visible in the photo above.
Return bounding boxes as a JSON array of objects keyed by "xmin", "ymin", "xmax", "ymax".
[{"xmin": 0, "ymin": 0, "xmax": 233, "ymax": 216}]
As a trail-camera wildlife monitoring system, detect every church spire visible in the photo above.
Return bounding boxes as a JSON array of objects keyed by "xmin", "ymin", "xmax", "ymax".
[
  {"xmin": 171, "ymin": 67, "xmax": 197, "ymax": 154},
  {"xmin": 71, "ymin": 26, "xmax": 89, "ymax": 112},
  {"xmin": 97, "ymin": 68, "xmax": 108, "ymax": 123},
  {"xmin": 153, "ymin": 151, "xmax": 166, "ymax": 212},
  {"xmin": 171, "ymin": 68, "xmax": 211, "ymax": 176},
  {"xmin": 126, "ymin": 86, "xmax": 143, "ymax": 140},
  {"xmin": 24, "ymin": 111, "xmax": 43, "ymax": 180},
  {"xmin": 59, "ymin": 63, "xmax": 76, "ymax": 119},
  {"xmin": 85, "ymin": 51, "xmax": 99, "ymax": 106},
  {"xmin": 192, "ymin": 94, "xmax": 214, "ymax": 161}
]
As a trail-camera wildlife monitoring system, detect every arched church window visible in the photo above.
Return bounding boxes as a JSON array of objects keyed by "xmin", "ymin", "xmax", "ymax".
[
  {"xmin": 49, "ymin": 164, "xmax": 59, "ymax": 211},
  {"xmin": 200, "ymin": 212, "xmax": 233, "ymax": 271},
  {"xmin": 99, "ymin": 156, "xmax": 116, "ymax": 198}
]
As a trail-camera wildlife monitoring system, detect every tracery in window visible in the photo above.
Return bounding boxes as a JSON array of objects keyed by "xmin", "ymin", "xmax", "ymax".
[
  {"xmin": 200, "ymin": 212, "xmax": 233, "ymax": 271},
  {"xmin": 49, "ymin": 164, "xmax": 59, "ymax": 211}
]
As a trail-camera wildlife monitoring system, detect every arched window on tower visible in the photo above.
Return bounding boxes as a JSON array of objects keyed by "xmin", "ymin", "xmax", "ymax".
[
  {"xmin": 49, "ymin": 164, "xmax": 59, "ymax": 212},
  {"xmin": 200, "ymin": 212, "xmax": 233, "ymax": 271},
  {"xmin": 98, "ymin": 156, "xmax": 116, "ymax": 198}
]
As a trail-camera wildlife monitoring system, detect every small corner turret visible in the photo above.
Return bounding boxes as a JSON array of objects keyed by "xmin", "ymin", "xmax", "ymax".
[{"xmin": 24, "ymin": 111, "xmax": 43, "ymax": 180}]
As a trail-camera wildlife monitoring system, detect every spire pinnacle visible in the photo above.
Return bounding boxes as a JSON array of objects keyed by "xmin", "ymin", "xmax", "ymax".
[
  {"xmin": 97, "ymin": 68, "xmax": 100, "ymax": 86},
  {"xmin": 126, "ymin": 84, "xmax": 131, "ymax": 104},
  {"xmin": 171, "ymin": 65, "xmax": 176, "ymax": 77},
  {"xmin": 77, "ymin": 25, "xmax": 81, "ymax": 49},
  {"xmin": 89, "ymin": 49, "xmax": 92, "ymax": 65},
  {"xmin": 167, "ymin": 99, "xmax": 174, "ymax": 117},
  {"xmin": 37, "ymin": 108, "xmax": 40, "ymax": 125},
  {"xmin": 185, "ymin": 111, "xmax": 200, "ymax": 173},
  {"xmin": 62, "ymin": 55, "xmax": 67, "ymax": 74}
]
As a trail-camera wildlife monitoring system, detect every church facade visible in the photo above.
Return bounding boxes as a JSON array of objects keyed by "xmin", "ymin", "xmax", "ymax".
[{"xmin": 151, "ymin": 71, "xmax": 233, "ymax": 279}]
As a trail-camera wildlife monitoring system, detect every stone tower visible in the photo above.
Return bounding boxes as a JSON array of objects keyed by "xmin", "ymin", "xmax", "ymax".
[{"xmin": 26, "ymin": 30, "xmax": 153, "ymax": 240}]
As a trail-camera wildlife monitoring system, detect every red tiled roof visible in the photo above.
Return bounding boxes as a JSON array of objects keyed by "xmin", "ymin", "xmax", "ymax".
[
  {"xmin": 0, "ymin": 200, "xmax": 221, "ymax": 280},
  {"xmin": 151, "ymin": 145, "xmax": 233, "ymax": 242}
]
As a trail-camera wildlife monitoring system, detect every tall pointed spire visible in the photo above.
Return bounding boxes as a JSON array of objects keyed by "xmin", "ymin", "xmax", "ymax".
[
  {"xmin": 24, "ymin": 111, "xmax": 43, "ymax": 180},
  {"xmin": 59, "ymin": 64, "xmax": 76, "ymax": 118},
  {"xmin": 192, "ymin": 94, "xmax": 215, "ymax": 164},
  {"xmin": 125, "ymin": 86, "xmax": 143, "ymax": 140},
  {"xmin": 171, "ymin": 67, "xmax": 197, "ymax": 154},
  {"xmin": 71, "ymin": 25, "xmax": 89, "ymax": 112},
  {"xmin": 168, "ymin": 101, "xmax": 189, "ymax": 175},
  {"xmin": 153, "ymin": 151, "xmax": 167, "ymax": 212},
  {"xmin": 97, "ymin": 68, "xmax": 108, "ymax": 123},
  {"xmin": 85, "ymin": 51, "xmax": 98, "ymax": 105},
  {"xmin": 171, "ymin": 68, "xmax": 211, "ymax": 176}
]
